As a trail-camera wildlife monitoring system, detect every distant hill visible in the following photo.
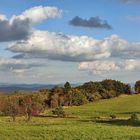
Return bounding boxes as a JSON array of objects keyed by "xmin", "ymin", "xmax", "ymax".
[
  {"xmin": 0, "ymin": 83, "xmax": 79, "ymax": 93},
  {"xmin": 0, "ymin": 84, "xmax": 55, "ymax": 93}
]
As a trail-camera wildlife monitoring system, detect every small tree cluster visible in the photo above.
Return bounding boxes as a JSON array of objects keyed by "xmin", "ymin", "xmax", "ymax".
[
  {"xmin": 77, "ymin": 79, "xmax": 132, "ymax": 102},
  {"xmin": 0, "ymin": 94, "xmax": 45, "ymax": 121}
]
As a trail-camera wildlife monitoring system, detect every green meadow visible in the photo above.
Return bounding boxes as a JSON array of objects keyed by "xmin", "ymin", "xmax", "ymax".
[{"xmin": 0, "ymin": 94, "xmax": 140, "ymax": 140}]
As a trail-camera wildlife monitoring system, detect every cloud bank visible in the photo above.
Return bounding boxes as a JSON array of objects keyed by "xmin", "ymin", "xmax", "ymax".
[
  {"xmin": 8, "ymin": 31, "xmax": 140, "ymax": 62},
  {"xmin": 7, "ymin": 29, "xmax": 140, "ymax": 74}
]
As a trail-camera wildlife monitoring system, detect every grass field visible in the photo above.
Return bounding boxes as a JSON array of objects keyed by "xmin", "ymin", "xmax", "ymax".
[{"xmin": 0, "ymin": 94, "xmax": 140, "ymax": 140}]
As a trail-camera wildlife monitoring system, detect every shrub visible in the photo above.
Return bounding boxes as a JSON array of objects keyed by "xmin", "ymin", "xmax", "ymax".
[
  {"xmin": 52, "ymin": 106, "xmax": 65, "ymax": 117},
  {"xmin": 129, "ymin": 113, "xmax": 139, "ymax": 121},
  {"xmin": 110, "ymin": 114, "xmax": 116, "ymax": 119}
]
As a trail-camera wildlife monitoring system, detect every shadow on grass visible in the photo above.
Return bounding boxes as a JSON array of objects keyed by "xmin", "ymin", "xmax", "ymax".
[
  {"xmin": 36, "ymin": 115, "xmax": 78, "ymax": 119},
  {"xmin": 117, "ymin": 112, "xmax": 140, "ymax": 115},
  {"xmin": 36, "ymin": 115, "xmax": 57, "ymax": 118},
  {"xmin": 95, "ymin": 119, "xmax": 140, "ymax": 127}
]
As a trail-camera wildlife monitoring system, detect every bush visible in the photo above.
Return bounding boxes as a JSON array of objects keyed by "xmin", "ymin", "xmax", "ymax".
[
  {"xmin": 110, "ymin": 114, "xmax": 116, "ymax": 119},
  {"xmin": 129, "ymin": 113, "xmax": 139, "ymax": 121},
  {"xmin": 52, "ymin": 106, "xmax": 65, "ymax": 117}
]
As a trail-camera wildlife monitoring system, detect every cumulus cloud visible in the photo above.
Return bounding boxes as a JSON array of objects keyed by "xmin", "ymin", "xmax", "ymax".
[
  {"xmin": 0, "ymin": 6, "xmax": 62, "ymax": 42},
  {"xmin": 8, "ymin": 31, "xmax": 140, "ymax": 62},
  {"xmin": 0, "ymin": 16, "xmax": 31, "ymax": 42},
  {"xmin": 8, "ymin": 30, "xmax": 110, "ymax": 61},
  {"xmin": 79, "ymin": 61, "xmax": 119, "ymax": 74},
  {"xmin": 15, "ymin": 6, "xmax": 62, "ymax": 24},
  {"xmin": 69, "ymin": 16, "xmax": 112, "ymax": 29},
  {"xmin": 101, "ymin": 35, "xmax": 140, "ymax": 59},
  {"xmin": 79, "ymin": 59, "xmax": 140, "ymax": 74}
]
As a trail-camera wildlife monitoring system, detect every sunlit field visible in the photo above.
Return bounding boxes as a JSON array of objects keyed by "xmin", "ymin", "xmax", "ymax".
[{"xmin": 0, "ymin": 94, "xmax": 140, "ymax": 140}]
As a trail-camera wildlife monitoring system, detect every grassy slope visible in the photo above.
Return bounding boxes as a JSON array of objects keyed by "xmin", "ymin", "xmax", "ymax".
[
  {"xmin": 0, "ymin": 94, "xmax": 140, "ymax": 140},
  {"xmin": 65, "ymin": 94, "xmax": 140, "ymax": 118}
]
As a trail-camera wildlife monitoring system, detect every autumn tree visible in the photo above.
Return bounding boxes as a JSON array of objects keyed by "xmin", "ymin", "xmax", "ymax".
[
  {"xmin": 48, "ymin": 86, "xmax": 63, "ymax": 108},
  {"xmin": 19, "ymin": 96, "xmax": 44, "ymax": 121},
  {"xmin": 2, "ymin": 96, "xmax": 19, "ymax": 121}
]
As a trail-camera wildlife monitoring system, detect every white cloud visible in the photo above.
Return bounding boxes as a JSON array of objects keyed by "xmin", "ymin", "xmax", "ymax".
[
  {"xmin": 12, "ymin": 6, "xmax": 62, "ymax": 24},
  {"xmin": 8, "ymin": 31, "xmax": 140, "ymax": 61},
  {"xmin": 0, "ymin": 6, "xmax": 62, "ymax": 42},
  {"xmin": 79, "ymin": 61, "xmax": 120, "ymax": 74},
  {"xmin": 0, "ymin": 14, "xmax": 7, "ymax": 20},
  {"xmin": 8, "ymin": 30, "xmax": 111, "ymax": 61},
  {"xmin": 79, "ymin": 59, "xmax": 140, "ymax": 74},
  {"xmin": 124, "ymin": 59, "xmax": 140, "ymax": 71}
]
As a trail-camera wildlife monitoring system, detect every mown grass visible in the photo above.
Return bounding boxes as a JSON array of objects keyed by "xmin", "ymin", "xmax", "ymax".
[{"xmin": 0, "ymin": 94, "xmax": 140, "ymax": 140}]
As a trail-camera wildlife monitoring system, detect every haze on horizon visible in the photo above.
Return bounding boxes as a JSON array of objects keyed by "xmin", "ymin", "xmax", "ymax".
[{"xmin": 0, "ymin": 0, "xmax": 140, "ymax": 84}]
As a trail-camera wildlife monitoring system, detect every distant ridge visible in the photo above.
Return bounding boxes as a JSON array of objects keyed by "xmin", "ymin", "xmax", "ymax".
[
  {"xmin": 0, "ymin": 83, "xmax": 79, "ymax": 93},
  {"xmin": 0, "ymin": 82, "xmax": 133, "ymax": 93},
  {"xmin": 0, "ymin": 84, "xmax": 56, "ymax": 93}
]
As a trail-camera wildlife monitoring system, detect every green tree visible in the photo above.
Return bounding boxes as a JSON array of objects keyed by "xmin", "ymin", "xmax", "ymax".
[
  {"xmin": 64, "ymin": 82, "xmax": 72, "ymax": 94},
  {"xmin": 135, "ymin": 80, "xmax": 140, "ymax": 94},
  {"xmin": 71, "ymin": 89, "xmax": 88, "ymax": 106},
  {"xmin": 124, "ymin": 84, "xmax": 132, "ymax": 94}
]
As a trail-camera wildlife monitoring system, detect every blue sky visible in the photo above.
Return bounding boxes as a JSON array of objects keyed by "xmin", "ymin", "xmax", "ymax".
[{"xmin": 0, "ymin": 0, "xmax": 140, "ymax": 84}]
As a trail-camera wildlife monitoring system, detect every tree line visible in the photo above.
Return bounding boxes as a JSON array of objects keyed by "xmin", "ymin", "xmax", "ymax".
[{"xmin": 0, "ymin": 79, "xmax": 140, "ymax": 121}]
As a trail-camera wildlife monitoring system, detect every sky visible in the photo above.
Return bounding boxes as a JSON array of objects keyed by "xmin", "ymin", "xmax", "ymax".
[{"xmin": 0, "ymin": 0, "xmax": 140, "ymax": 84}]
